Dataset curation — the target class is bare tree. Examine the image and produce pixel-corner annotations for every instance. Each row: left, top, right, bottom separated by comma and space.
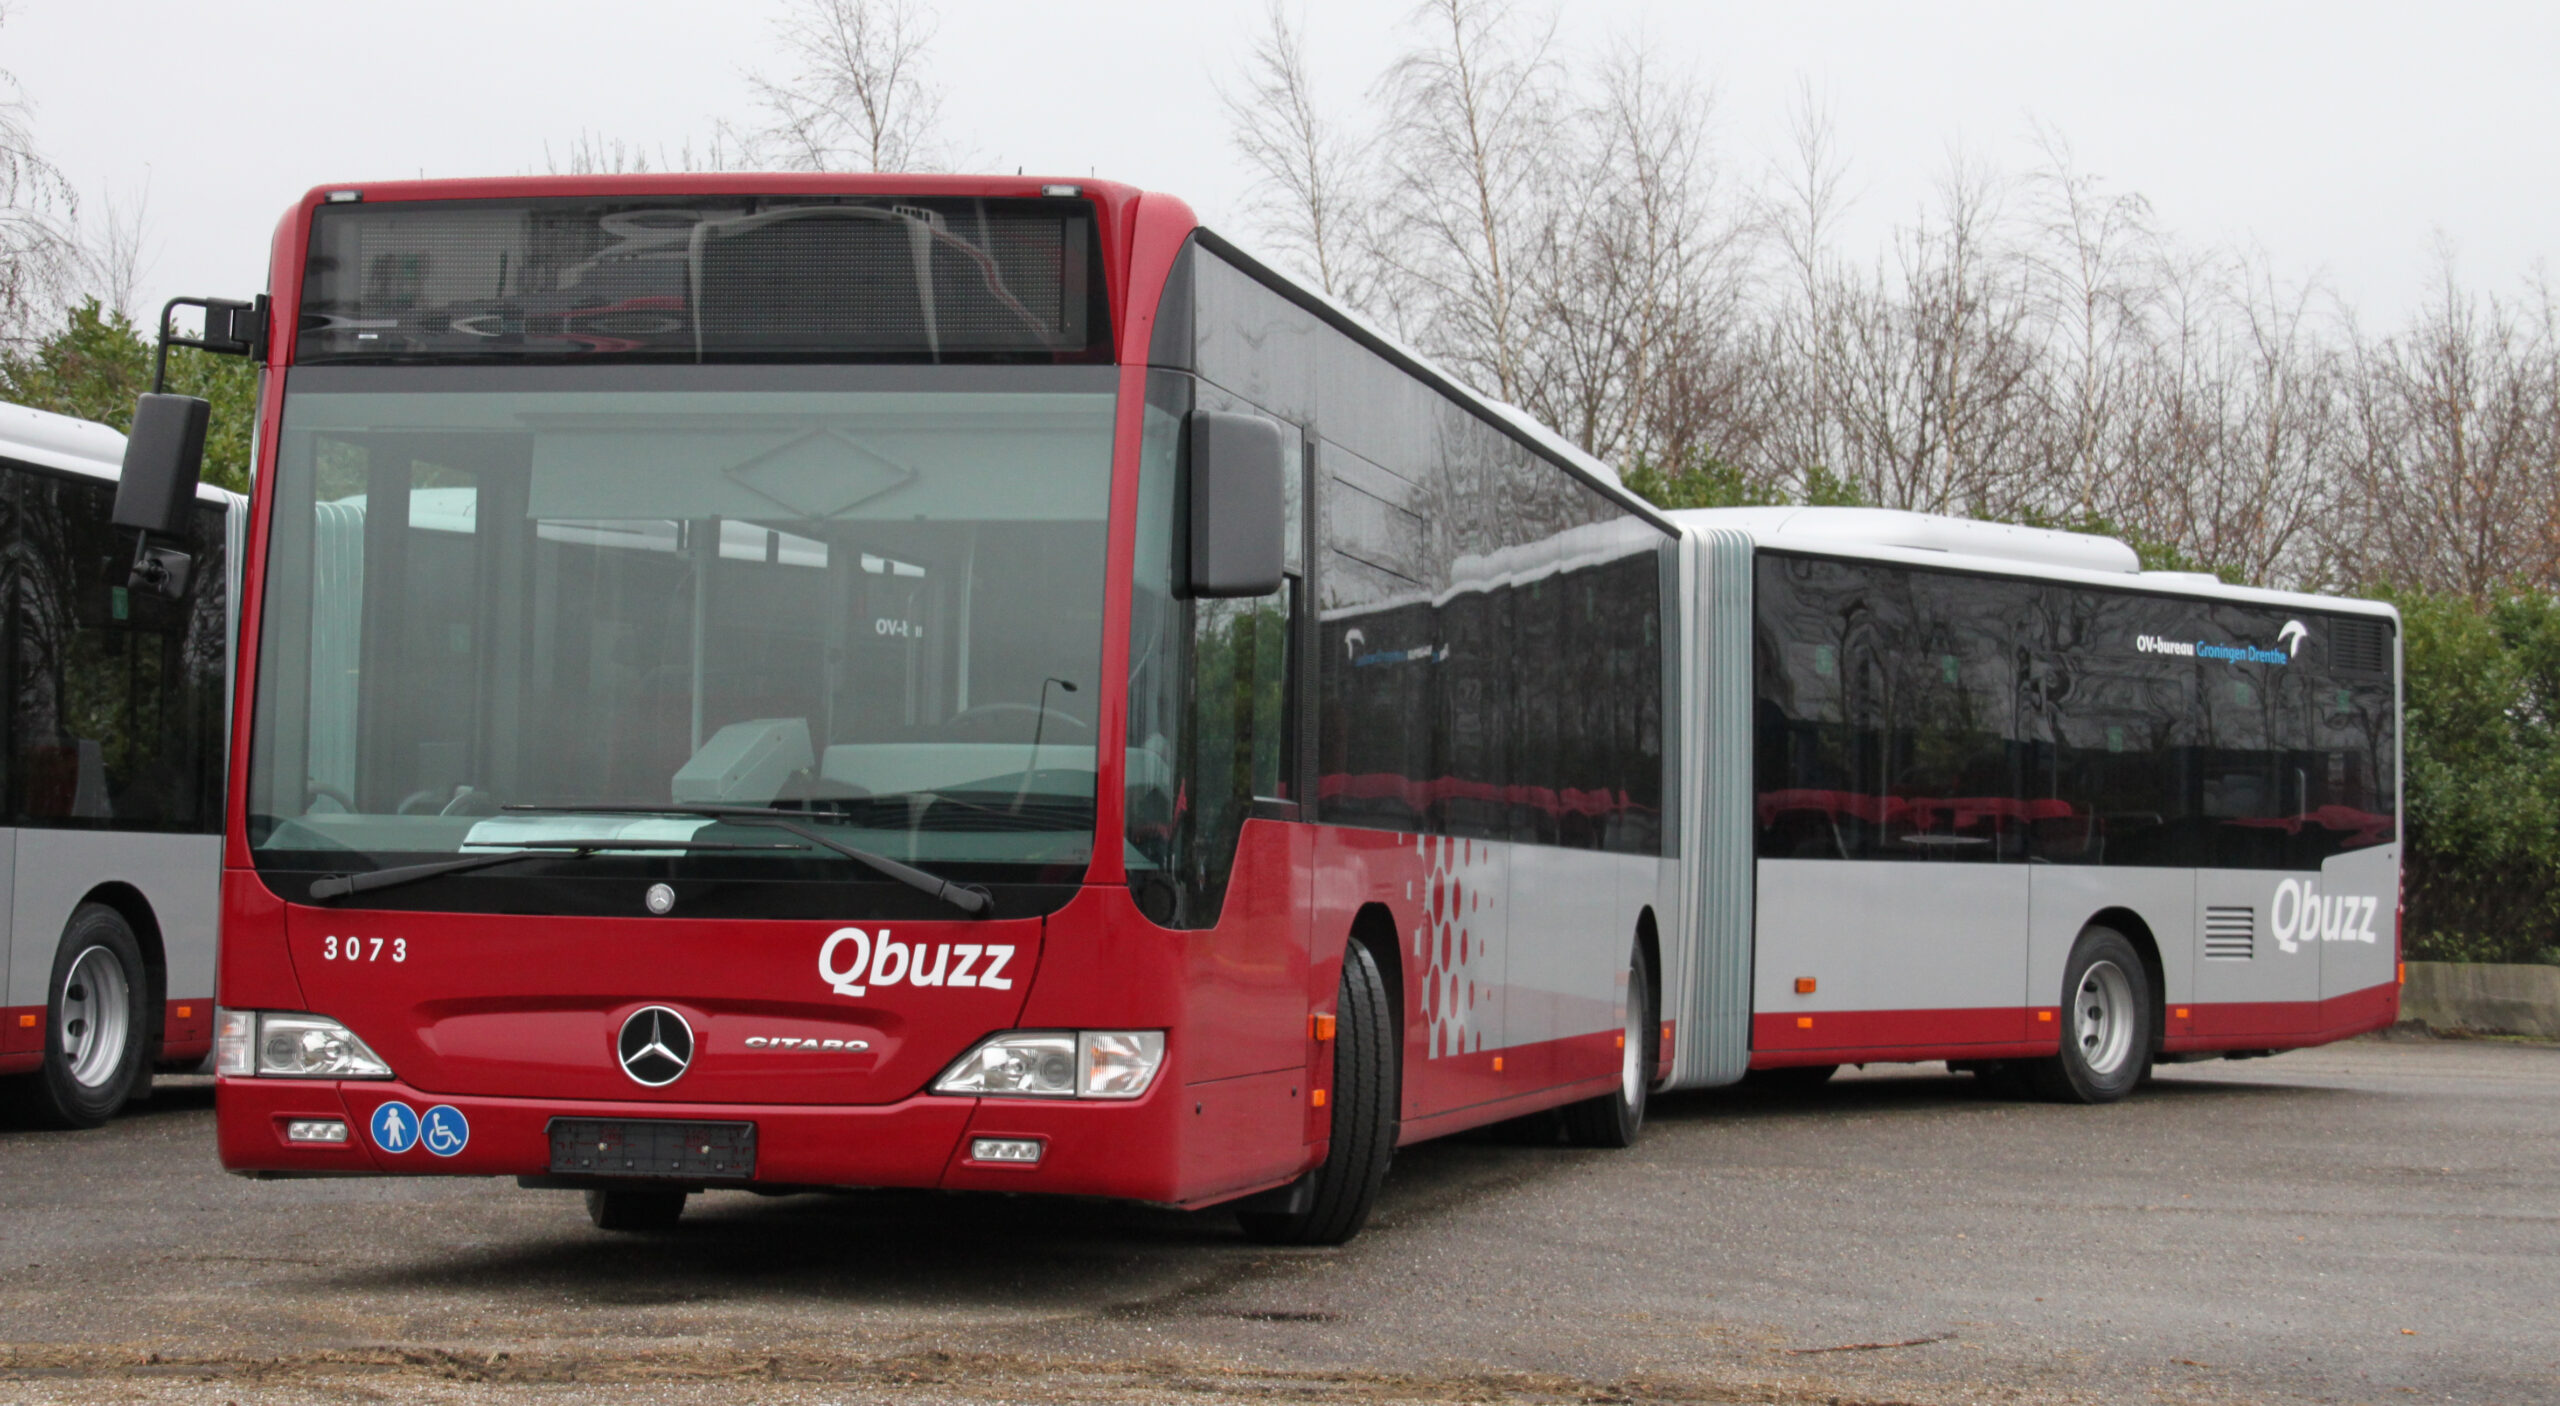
747, 0, 944, 173
543, 129, 738, 176
2337, 256, 2560, 597
1374, 0, 1561, 404
0, 5, 81, 346
1222, 3, 1376, 306
2019, 129, 2159, 516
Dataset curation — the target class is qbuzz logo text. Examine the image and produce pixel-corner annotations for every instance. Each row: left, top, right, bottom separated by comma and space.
818, 927, 1014, 998
2269, 877, 2381, 956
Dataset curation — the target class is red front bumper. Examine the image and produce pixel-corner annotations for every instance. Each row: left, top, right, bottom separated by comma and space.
217, 1065, 1311, 1206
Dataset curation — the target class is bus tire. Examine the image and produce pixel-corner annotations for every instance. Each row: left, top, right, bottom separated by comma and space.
2025, 926, 2153, 1105
1561, 942, 1656, 1148
586, 1187, 687, 1232
1237, 942, 1397, 1246
4, 905, 151, 1129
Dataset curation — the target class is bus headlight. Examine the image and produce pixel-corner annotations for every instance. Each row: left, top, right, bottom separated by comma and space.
934, 1031, 1164, 1099
221, 1011, 395, 1079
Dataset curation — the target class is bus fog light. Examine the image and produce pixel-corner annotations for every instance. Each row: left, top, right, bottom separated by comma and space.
215, 1009, 255, 1077
286, 1119, 349, 1144
934, 1034, 1078, 1097
970, 1137, 1043, 1164
1077, 1031, 1165, 1099
254, 1014, 394, 1079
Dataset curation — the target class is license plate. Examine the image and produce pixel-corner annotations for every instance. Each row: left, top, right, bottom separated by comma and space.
547, 1118, 756, 1179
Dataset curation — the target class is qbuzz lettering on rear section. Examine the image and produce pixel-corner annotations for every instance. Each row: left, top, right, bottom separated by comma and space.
211, 173, 2401, 1244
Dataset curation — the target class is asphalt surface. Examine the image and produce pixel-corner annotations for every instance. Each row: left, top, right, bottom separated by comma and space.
1, 1033, 2554, 1405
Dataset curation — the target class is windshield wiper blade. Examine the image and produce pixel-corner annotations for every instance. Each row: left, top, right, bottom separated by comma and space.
307, 840, 792, 903
503, 805, 996, 917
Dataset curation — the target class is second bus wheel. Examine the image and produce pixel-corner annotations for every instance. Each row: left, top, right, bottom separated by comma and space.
3, 904, 151, 1129
586, 1187, 688, 1231
1237, 942, 1398, 1246
1562, 942, 1657, 1147
2025, 926, 2154, 1104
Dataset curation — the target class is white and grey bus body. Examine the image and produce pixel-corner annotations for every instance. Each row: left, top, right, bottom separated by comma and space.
0, 402, 244, 1087
1656, 507, 2403, 1089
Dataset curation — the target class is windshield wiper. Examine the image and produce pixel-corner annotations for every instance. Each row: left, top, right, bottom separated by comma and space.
503, 804, 996, 917
306, 840, 794, 903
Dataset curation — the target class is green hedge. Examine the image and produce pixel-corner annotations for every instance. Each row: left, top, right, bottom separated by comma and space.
2392, 589, 2560, 964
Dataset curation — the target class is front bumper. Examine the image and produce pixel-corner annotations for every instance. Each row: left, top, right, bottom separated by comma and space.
216, 1070, 1306, 1205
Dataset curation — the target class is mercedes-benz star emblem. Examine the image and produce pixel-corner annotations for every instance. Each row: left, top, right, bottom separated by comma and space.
644, 883, 676, 915
617, 1006, 694, 1087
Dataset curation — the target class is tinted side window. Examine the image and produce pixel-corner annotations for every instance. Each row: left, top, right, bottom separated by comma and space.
6, 464, 227, 832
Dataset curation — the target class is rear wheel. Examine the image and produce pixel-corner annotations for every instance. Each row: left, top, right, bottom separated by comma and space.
5, 905, 150, 1129
1561, 942, 1656, 1148
585, 1187, 687, 1231
2024, 926, 2153, 1104
1238, 942, 1397, 1246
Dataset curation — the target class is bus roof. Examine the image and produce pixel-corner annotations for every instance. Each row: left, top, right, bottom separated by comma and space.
0, 400, 245, 506
1670, 505, 2397, 622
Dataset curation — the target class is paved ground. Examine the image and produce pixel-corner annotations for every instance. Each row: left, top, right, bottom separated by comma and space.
2, 1034, 2554, 1405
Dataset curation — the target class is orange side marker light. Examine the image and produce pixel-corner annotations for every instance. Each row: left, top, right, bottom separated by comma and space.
176, 1005, 193, 1019
2176, 1007, 2190, 1020
16, 1013, 33, 1029
1310, 1088, 1327, 1107
1615, 1033, 1626, 1049
2038, 1010, 2054, 1023
1795, 1016, 1813, 1030
1794, 977, 1817, 994
1492, 1055, 1504, 1072
1311, 1013, 1337, 1042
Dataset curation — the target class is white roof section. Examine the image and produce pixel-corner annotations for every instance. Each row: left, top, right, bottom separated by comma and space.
0, 400, 245, 507
1672, 504, 2395, 620
0, 401, 129, 479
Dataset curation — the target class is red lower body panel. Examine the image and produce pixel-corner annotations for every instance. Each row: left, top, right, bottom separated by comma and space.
1749, 980, 2402, 1069
218, 1069, 1319, 1209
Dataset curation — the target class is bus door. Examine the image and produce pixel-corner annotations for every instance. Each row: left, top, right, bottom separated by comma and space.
1752, 561, 2027, 1052
2190, 647, 2321, 1033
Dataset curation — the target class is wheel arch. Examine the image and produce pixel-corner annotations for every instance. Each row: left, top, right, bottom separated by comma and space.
76, 882, 165, 1057
1347, 901, 1404, 1054
1634, 905, 1664, 1086
2084, 905, 2164, 1055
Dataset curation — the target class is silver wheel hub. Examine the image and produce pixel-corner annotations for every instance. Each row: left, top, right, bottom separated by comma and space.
59, 945, 131, 1089
1620, 978, 1644, 1105
2070, 958, 2135, 1078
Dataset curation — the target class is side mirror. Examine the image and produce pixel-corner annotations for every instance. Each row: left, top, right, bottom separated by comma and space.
114, 393, 210, 598
1185, 410, 1287, 598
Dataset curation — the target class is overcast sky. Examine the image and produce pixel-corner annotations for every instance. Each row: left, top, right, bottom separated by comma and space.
9, 0, 2555, 332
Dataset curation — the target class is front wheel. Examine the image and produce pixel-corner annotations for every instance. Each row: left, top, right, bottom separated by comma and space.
4, 905, 150, 1129
2024, 926, 2154, 1104
1238, 942, 1397, 1245
1561, 942, 1657, 1147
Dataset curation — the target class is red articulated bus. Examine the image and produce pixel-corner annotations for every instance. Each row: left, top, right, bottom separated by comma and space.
211, 176, 2404, 1239
213, 176, 1674, 1240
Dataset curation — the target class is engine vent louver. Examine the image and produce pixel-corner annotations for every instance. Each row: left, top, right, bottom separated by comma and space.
2204, 906, 2255, 960
2329, 618, 2392, 677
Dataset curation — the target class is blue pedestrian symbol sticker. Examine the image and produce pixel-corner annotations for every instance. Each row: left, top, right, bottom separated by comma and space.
370, 1100, 420, 1154
421, 1104, 470, 1158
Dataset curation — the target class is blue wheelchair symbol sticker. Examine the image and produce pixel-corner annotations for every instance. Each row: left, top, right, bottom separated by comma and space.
370, 1100, 420, 1154
421, 1105, 470, 1158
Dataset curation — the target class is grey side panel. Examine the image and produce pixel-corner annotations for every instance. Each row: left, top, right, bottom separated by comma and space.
0, 830, 15, 1006
1669, 528, 1754, 1087
8, 832, 223, 1008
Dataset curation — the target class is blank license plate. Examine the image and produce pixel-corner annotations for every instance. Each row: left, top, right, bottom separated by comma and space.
547, 1118, 756, 1179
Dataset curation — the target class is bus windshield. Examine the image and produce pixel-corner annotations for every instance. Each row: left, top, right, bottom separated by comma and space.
247, 365, 1116, 908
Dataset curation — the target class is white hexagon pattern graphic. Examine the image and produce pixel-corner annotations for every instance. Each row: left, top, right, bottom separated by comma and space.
1416, 834, 1502, 1059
